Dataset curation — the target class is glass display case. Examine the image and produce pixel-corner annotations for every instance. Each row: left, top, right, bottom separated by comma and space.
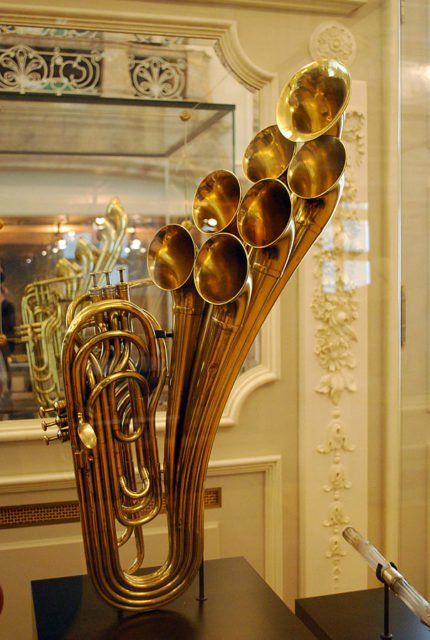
0, 26, 262, 420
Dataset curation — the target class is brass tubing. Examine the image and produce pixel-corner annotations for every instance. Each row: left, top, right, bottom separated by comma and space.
54, 59, 351, 612
175, 233, 251, 563
176, 184, 344, 583
147, 224, 205, 515
196, 179, 344, 450
62, 237, 247, 608
175, 190, 294, 577
63, 300, 207, 609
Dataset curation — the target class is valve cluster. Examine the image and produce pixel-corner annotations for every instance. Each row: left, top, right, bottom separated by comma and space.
40, 400, 69, 445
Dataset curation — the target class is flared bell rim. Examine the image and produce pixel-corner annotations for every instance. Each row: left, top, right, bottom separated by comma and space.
194, 232, 249, 305
238, 178, 293, 248
242, 124, 295, 183
147, 223, 196, 292
287, 135, 346, 200
192, 169, 241, 234
276, 58, 351, 143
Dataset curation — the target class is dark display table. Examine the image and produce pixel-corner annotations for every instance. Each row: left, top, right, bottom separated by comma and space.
296, 587, 429, 640
32, 557, 316, 639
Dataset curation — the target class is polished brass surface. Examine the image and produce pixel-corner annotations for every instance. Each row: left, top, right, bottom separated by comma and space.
44, 59, 350, 612
242, 125, 295, 182
147, 223, 205, 517
147, 224, 196, 291
192, 169, 241, 233
194, 234, 249, 304
17, 199, 128, 409
238, 179, 292, 248
287, 135, 346, 199
276, 59, 350, 142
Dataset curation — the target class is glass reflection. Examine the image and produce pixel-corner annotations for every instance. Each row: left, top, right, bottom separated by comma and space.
0, 26, 261, 422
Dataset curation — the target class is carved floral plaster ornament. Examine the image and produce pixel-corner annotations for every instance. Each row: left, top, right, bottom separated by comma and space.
309, 22, 357, 67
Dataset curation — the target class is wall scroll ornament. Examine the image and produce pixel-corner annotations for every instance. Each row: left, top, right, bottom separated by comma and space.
129, 54, 187, 99
0, 43, 102, 96
314, 109, 366, 587
310, 22, 357, 67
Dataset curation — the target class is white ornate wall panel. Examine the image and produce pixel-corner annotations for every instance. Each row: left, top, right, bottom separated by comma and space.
299, 79, 369, 597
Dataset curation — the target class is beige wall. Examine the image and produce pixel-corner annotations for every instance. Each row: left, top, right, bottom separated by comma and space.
400, 0, 430, 596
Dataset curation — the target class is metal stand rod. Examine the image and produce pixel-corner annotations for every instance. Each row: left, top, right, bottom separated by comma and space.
196, 559, 207, 602
376, 563, 393, 640
380, 582, 393, 640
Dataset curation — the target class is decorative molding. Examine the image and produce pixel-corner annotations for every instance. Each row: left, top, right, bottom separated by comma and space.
312, 110, 366, 587
299, 82, 369, 597
129, 53, 186, 99
166, 0, 366, 13
158, 0, 366, 13
0, 488, 222, 529
309, 21, 357, 67
0, 24, 101, 39
0, 1, 367, 23
0, 9, 275, 88
342, 110, 365, 165
0, 42, 103, 96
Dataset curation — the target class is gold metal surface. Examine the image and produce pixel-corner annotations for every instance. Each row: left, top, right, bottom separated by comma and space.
242, 125, 295, 182
194, 234, 249, 304
192, 169, 241, 233
43, 58, 350, 612
238, 179, 292, 248
287, 135, 346, 199
147, 224, 196, 291
276, 58, 350, 142
16, 198, 128, 409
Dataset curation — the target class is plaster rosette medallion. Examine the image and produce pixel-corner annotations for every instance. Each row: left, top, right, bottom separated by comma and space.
310, 22, 357, 67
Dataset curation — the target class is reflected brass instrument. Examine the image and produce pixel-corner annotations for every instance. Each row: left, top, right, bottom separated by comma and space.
17, 199, 128, 408
43, 59, 350, 610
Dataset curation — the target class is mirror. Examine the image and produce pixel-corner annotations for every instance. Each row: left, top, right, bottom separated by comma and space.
0, 25, 260, 420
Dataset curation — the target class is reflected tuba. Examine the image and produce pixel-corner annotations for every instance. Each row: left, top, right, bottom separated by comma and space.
43, 59, 350, 610
18, 199, 128, 409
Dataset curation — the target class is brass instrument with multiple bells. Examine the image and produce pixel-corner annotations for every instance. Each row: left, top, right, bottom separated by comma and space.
42, 59, 350, 611
16, 198, 128, 408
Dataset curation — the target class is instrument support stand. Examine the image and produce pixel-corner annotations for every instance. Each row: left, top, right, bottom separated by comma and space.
196, 559, 207, 603
376, 563, 395, 640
